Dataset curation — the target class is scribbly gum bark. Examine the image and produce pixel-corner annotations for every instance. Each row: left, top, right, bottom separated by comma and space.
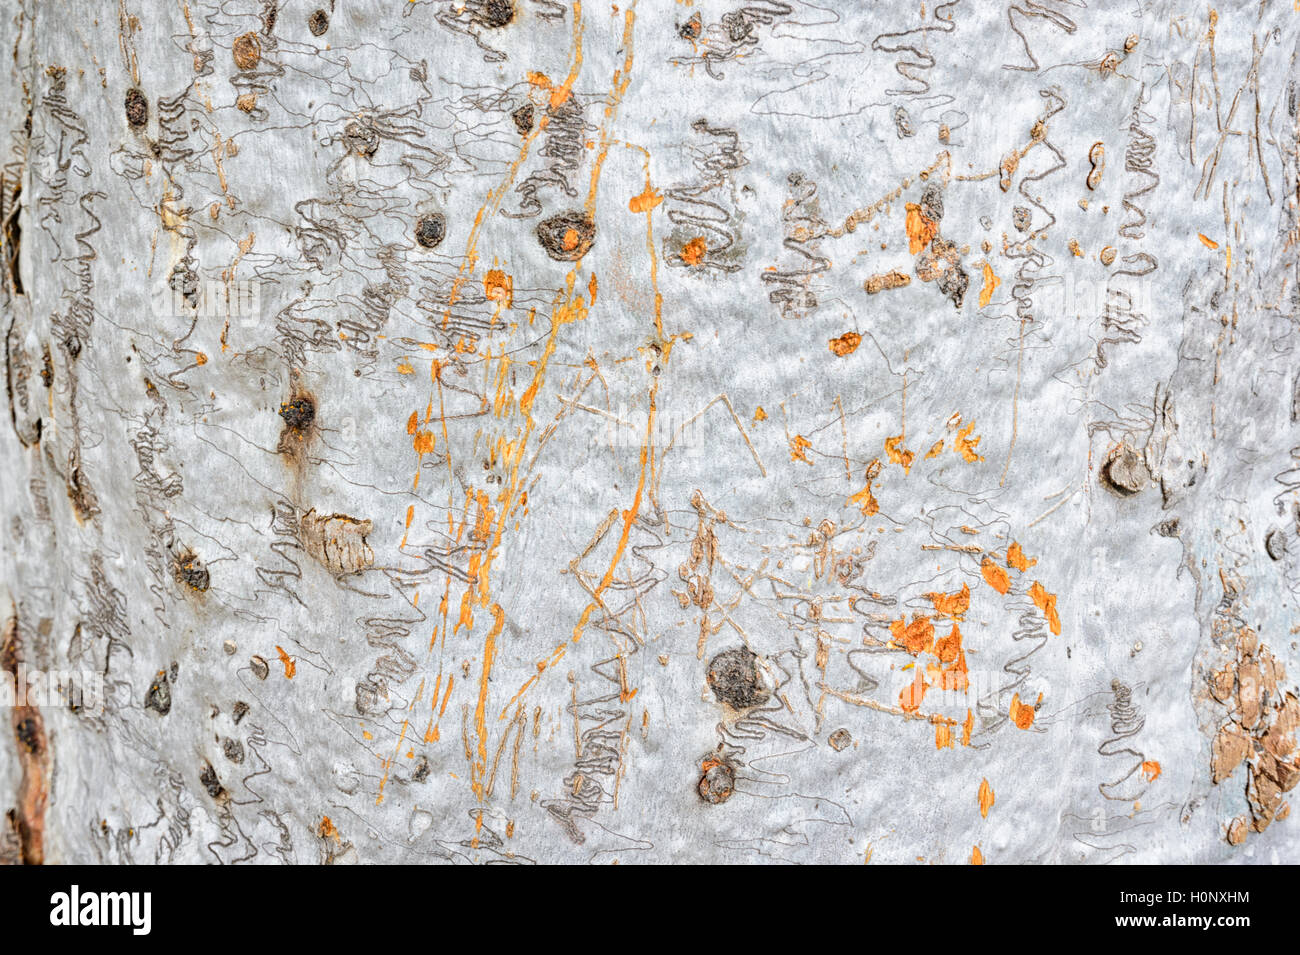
0, 1, 1298, 864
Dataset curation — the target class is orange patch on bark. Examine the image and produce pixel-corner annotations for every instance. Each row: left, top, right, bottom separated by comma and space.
981, 556, 1010, 594
275, 645, 296, 679
905, 202, 938, 254
978, 777, 995, 818
936, 648, 969, 692
891, 615, 935, 655
934, 623, 963, 663
848, 482, 878, 515
484, 268, 513, 306
789, 434, 814, 465
928, 583, 970, 619
1028, 581, 1061, 635
628, 185, 663, 213
1006, 540, 1037, 572
1009, 693, 1036, 729
899, 670, 928, 713
828, 331, 862, 357
885, 434, 914, 473
978, 262, 1000, 307
954, 421, 984, 462
680, 236, 707, 266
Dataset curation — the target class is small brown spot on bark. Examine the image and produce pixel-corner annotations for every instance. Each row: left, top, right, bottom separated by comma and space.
124, 87, 148, 128
864, 270, 911, 294
477, 0, 514, 27
706, 647, 769, 710
697, 754, 735, 805
173, 549, 210, 592
415, 214, 446, 250
511, 103, 534, 135
1099, 443, 1149, 496
232, 32, 263, 71
536, 211, 596, 262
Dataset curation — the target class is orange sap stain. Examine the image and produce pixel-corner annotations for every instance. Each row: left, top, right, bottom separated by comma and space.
1028, 580, 1061, 635
905, 202, 938, 254
396, 360, 414, 374
925, 439, 944, 459
413, 430, 436, 454
789, 434, 814, 465
563, 228, 580, 251
928, 583, 970, 619
884, 433, 913, 472
936, 645, 969, 692
981, 556, 1010, 595
961, 708, 973, 746
848, 482, 879, 515
935, 722, 953, 749
587, 273, 598, 304
195, 352, 208, 365
978, 261, 1000, 307
1198, 233, 1219, 249
317, 816, 340, 842
680, 236, 707, 266
484, 268, 514, 306
753, 406, 767, 423
1009, 692, 1036, 729
406, 411, 419, 435
275, 646, 295, 679
978, 777, 995, 817
848, 459, 883, 515
470, 605, 506, 800
970, 845, 984, 865
933, 623, 963, 663
899, 669, 928, 713
828, 331, 862, 357
628, 184, 663, 213
1141, 760, 1161, 782
890, 614, 935, 655
954, 420, 984, 462
1006, 540, 1037, 572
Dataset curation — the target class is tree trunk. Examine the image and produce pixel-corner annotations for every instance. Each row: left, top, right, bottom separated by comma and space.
2, 0, 1299, 864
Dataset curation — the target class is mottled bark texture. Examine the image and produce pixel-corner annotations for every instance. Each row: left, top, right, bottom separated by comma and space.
1, 1, 1299, 863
